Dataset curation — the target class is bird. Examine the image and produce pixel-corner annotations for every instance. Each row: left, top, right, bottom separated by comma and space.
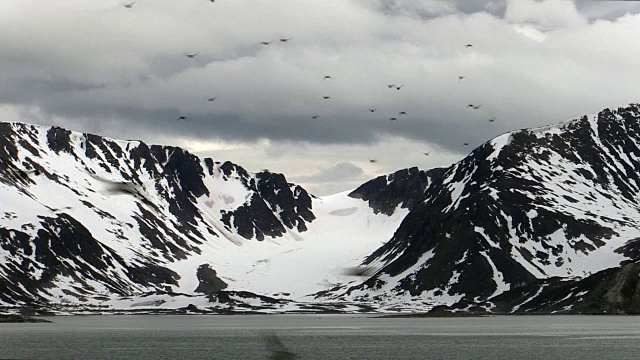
423, 152, 430, 156
124, 2, 135, 8
369, 159, 378, 163
279, 38, 292, 42
323, 75, 332, 80
389, 117, 398, 121
260, 41, 271, 46
177, 116, 187, 121
311, 115, 319, 119
466, 104, 475, 108
465, 44, 473, 48
387, 84, 396, 89
185, 53, 199, 59
368, 109, 376, 113
463, 142, 469, 146
399, 111, 407, 115
458, 76, 466, 81
207, 97, 218, 102
395, 84, 404, 90
323, 96, 331, 100
488, 118, 495, 123
473, 105, 481, 110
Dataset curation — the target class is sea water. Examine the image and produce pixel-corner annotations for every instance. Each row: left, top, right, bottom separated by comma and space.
1, 314, 640, 359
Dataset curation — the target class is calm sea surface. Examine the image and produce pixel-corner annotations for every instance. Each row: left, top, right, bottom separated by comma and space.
1, 314, 640, 359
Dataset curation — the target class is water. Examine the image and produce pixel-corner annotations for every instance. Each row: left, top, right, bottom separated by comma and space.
2, 315, 640, 359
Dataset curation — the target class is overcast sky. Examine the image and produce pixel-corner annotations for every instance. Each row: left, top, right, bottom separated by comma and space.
2, 0, 640, 195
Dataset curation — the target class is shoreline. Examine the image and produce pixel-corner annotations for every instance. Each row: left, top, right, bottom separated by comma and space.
0, 314, 52, 323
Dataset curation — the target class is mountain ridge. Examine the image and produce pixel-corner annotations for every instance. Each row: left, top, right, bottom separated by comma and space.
0, 120, 411, 312
320, 104, 640, 313
4, 104, 640, 314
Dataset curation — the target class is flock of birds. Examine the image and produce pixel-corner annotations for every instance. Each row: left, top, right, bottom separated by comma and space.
121, 2, 498, 167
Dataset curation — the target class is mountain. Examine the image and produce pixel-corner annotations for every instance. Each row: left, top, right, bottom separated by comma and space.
321, 103, 640, 313
348, 166, 447, 216
0, 121, 413, 313
4, 103, 640, 315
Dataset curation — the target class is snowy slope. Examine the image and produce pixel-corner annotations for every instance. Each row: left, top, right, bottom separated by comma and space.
0, 122, 410, 311
325, 103, 640, 311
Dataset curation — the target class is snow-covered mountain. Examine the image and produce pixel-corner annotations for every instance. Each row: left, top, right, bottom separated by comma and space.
3, 103, 640, 314
323, 103, 640, 313
0, 121, 416, 313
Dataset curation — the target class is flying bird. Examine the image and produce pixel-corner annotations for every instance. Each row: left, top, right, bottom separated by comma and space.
207, 97, 218, 102
323, 96, 331, 100
389, 117, 398, 121
369, 159, 378, 163
395, 84, 404, 90
399, 111, 407, 115
387, 84, 396, 89
465, 44, 473, 48
260, 41, 271, 46
177, 116, 187, 121
488, 118, 496, 122
185, 53, 199, 58
279, 38, 292, 42
423, 152, 430, 156
311, 115, 319, 119
323, 75, 332, 80
463, 142, 469, 146
458, 76, 466, 81
368, 109, 376, 113
124, 2, 135, 8
466, 104, 481, 109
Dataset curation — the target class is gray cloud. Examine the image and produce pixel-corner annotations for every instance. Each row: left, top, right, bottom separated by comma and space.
3, 0, 640, 194
371, 0, 506, 18
291, 162, 364, 184
575, 0, 640, 20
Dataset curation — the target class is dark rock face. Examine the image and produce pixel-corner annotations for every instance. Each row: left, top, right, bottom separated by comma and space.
194, 264, 228, 294
208, 291, 286, 306
615, 238, 640, 264
0, 213, 178, 304
348, 167, 446, 215
484, 262, 640, 314
218, 167, 316, 240
221, 196, 287, 241
256, 171, 315, 232
338, 104, 640, 307
46, 127, 73, 155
